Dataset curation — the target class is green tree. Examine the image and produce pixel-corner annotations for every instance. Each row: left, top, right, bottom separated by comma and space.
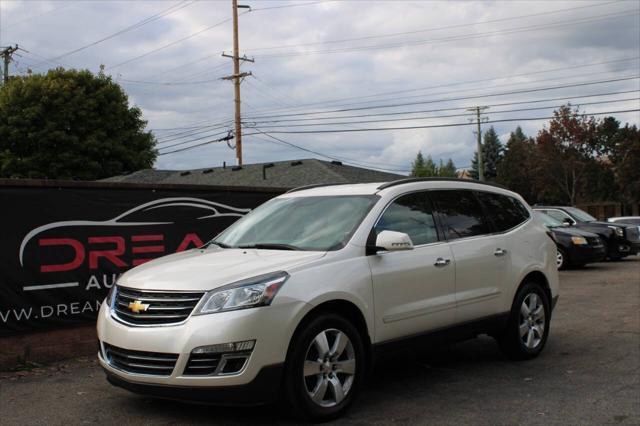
438, 158, 457, 177
410, 151, 437, 177
594, 117, 640, 209
470, 126, 503, 181
496, 127, 538, 203
0, 68, 156, 180
534, 105, 599, 205
410, 151, 426, 176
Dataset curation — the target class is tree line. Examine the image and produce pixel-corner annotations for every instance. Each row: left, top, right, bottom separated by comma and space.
410, 105, 639, 208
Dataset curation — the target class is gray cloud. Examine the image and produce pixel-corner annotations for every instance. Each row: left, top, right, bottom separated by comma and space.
3, 0, 639, 173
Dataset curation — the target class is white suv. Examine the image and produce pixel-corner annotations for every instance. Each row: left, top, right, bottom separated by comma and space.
97, 179, 559, 421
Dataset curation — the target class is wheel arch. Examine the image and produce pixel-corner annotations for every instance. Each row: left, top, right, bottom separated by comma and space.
518, 270, 552, 307
285, 299, 373, 375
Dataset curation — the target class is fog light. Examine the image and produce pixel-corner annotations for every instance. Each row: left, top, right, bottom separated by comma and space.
192, 340, 255, 354
221, 356, 249, 374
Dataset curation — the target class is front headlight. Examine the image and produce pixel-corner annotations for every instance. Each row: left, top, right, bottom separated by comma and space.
571, 236, 588, 245
608, 226, 624, 237
194, 271, 289, 315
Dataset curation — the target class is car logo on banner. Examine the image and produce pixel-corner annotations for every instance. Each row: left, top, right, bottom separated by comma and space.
18, 197, 253, 292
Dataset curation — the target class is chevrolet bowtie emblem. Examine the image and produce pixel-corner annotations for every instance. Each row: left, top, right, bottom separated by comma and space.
128, 300, 150, 313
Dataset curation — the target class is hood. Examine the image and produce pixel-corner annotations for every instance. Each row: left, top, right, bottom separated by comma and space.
551, 227, 599, 238
118, 248, 326, 291
584, 220, 630, 228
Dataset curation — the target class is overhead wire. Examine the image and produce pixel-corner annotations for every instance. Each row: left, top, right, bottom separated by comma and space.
244, 76, 640, 119
252, 10, 639, 58
33, 1, 197, 67
246, 0, 623, 52
242, 108, 640, 135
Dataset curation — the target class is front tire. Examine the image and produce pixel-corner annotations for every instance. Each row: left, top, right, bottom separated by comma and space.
497, 281, 551, 360
283, 313, 365, 422
556, 248, 568, 270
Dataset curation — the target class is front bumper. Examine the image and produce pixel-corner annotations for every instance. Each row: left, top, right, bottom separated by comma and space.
609, 238, 640, 257
97, 298, 307, 390
104, 363, 283, 405
569, 244, 607, 264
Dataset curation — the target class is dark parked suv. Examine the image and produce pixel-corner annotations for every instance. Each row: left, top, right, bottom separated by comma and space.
533, 206, 640, 260
536, 212, 606, 269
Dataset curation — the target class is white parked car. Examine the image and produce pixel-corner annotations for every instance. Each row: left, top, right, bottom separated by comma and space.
97, 178, 559, 421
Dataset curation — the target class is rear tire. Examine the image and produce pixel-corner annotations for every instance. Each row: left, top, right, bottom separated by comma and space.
556, 248, 567, 270
283, 313, 365, 422
497, 281, 551, 360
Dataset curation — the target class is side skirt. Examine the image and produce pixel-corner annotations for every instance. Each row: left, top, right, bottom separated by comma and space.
372, 313, 510, 361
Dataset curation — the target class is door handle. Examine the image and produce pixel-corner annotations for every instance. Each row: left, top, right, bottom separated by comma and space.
494, 248, 507, 257
434, 257, 451, 267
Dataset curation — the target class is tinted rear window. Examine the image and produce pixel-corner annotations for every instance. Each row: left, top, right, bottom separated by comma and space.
430, 190, 492, 240
475, 191, 530, 232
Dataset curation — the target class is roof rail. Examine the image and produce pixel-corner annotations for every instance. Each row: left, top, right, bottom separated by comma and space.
376, 177, 506, 191
285, 182, 350, 194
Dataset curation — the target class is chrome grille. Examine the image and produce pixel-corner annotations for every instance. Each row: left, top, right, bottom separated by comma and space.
625, 226, 640, 242
113, 286, 204, 326
183, 353, 222, 375
103, 343, 178, 376
587, 236, 602, 246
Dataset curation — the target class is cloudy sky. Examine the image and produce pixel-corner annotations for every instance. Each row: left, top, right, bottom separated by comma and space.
2, 0, 639, 173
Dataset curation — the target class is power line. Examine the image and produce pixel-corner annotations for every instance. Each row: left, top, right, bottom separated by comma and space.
158, 132, 234, 156
242, 56, 639, 116
243, 90, 640, 124
158, 129, 233, 150
242, 108, 640, 135
253, 9, 639, 58
247, 0, 622, 52
250, 1, 335, 11
107, 13, 242, 70
244, 76, 640, 119
33, 1, 197, 67
4, 2, 75, 30
247, 131, 412, 173
119, 75, 227, 86
243, 97, 639, 128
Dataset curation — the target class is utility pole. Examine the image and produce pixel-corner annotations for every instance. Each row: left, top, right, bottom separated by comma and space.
1, 44, 18, 84
467, 106, 489, 181
222, 1, 252, 166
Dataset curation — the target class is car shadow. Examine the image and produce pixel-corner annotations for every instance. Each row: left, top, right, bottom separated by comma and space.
121, 337, 511, 425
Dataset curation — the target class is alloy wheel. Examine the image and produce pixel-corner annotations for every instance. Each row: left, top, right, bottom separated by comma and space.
556, 250, 564, 269
519, 293, 546, 349
303, 328, 356, 408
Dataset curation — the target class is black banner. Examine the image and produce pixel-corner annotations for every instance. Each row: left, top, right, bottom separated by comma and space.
0, 181, 281, 336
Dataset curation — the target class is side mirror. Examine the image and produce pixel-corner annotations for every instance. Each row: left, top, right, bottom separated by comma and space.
562, 218, 573, 226
375, 230, 414, 252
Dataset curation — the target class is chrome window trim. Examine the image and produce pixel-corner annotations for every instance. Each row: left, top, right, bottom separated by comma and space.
371, 188, 532, 247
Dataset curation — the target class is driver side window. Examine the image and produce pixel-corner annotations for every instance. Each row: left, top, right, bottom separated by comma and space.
375, 192, 439, 246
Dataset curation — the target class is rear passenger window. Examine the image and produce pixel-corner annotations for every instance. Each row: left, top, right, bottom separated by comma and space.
475, 191, 530, 232
375, 192, 438, 245
430, 190, 492, 240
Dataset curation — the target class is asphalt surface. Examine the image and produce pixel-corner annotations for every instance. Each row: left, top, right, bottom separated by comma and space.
1, 257, 639, 425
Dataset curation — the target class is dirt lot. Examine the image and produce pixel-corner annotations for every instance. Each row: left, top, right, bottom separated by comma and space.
1, 257, 639, 425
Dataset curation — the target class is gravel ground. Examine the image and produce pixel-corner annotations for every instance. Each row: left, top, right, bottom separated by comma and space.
1, 257, 639, 425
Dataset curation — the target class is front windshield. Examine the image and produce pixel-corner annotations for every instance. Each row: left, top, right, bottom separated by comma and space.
213, 195, 379, 251
536, 212, 563, 228
565, 207, 597, 222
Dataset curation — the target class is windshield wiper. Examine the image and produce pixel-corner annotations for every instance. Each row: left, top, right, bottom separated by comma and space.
238, 243, 301, 251
205, 241, 231, 249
